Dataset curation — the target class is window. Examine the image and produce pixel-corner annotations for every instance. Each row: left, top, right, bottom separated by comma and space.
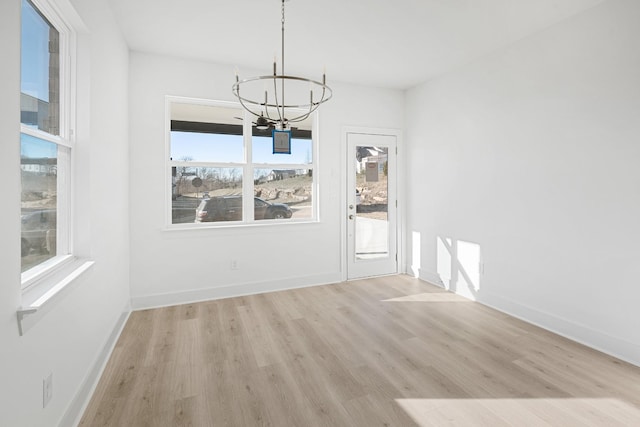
168, 99, 316, 226
20, 0, 73, 280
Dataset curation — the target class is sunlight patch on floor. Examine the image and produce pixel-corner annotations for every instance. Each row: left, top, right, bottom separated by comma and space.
396, 398, 640, 426
382, 292, 472, 303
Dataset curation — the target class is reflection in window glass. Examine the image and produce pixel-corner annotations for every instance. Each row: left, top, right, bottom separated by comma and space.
195, 196, 244, 223
355, 146, 389, 259
168, 100, 316, 225
170, 131, 244, 163
21, 133, 58, 271
172, 167, 243, 223
21, 0, 60, 135
254, 168, 312, 220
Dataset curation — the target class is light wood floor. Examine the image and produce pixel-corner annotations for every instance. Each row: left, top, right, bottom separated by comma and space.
80, 275, 640, 426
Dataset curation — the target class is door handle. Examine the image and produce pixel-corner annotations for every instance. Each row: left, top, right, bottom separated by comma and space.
349, 214, 355, 220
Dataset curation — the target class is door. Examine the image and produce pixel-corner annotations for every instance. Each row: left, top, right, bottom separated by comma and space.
347, 132, 397, 279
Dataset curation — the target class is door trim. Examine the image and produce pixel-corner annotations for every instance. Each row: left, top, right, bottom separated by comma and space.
340, 126, 403, 282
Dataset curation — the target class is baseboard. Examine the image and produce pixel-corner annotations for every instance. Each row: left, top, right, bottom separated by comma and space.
479, 290, 640, 368
59, 301, 131, 427
413, 269, 639, 368
417, 269, 445, 288
131, 272, 343, 311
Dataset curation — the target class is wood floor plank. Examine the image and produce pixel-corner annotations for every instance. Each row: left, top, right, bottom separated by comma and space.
254, 362, 320, 427
288, 317, 367, 402
80, 275, 640, 426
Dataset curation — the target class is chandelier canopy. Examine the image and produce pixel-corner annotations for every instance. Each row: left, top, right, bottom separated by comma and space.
232, 0, 332, 131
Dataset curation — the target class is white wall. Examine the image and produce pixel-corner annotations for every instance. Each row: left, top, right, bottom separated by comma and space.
0, 0, 130, 425
128, 52, 404, 308
405, 0, 640, 366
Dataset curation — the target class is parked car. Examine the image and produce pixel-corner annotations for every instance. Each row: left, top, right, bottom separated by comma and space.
21, 209, 56, 256
195, 196, 292, 222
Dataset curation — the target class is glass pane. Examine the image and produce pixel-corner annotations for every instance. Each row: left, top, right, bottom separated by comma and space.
172, 167, 243, 224
254, 168, 312, 220
21, 0, 60, 135
355, 146, 389, 259
252, 136, 312, 164
170, 131, 244, 163
170, 103, 245, 163
195, 195, 244, 223
21, 133, 57, 271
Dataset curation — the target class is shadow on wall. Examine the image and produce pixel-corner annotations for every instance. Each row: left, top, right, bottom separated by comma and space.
437, 236, 482, 300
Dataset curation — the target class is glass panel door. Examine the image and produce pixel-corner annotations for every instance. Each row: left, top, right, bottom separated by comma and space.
355, 146, 389, 259
347, 132, 397, 279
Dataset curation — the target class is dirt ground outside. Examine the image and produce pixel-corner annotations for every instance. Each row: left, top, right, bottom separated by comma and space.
356, 173, 388, 221
172, 175, 313, 223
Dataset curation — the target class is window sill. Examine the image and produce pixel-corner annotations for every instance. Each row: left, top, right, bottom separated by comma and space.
17, 257, 95, 336
164, 217, 320, 232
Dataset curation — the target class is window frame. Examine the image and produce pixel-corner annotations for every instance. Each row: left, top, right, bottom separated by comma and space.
20, 0, 76, 289
165, 96, 319, 228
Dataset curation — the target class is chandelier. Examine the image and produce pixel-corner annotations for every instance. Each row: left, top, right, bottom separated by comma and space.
232, 0, 332, 132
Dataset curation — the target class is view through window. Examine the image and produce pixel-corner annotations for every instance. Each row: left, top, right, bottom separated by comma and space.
20, 0, 71, 275
169, 101, 315, 225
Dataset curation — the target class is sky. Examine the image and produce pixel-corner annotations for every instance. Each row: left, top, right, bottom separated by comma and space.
170, 132, 312, 165
21, 0, 54, 102
21, 133, 57, 159
20, 0, 59, 159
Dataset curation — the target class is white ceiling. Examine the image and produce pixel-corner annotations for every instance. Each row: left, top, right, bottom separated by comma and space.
107, 0, 605, 90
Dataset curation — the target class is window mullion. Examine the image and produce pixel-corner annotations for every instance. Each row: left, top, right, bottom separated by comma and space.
169, 161, 245, 169
244, 110, 254, 222
20, 125, 72, 148
57, 146, 71, 255
251, 163, 312, 170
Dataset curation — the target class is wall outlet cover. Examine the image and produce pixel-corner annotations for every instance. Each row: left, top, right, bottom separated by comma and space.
43, 373, 53, 408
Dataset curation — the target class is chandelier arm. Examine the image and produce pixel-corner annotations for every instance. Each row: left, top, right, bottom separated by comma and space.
263, 104, 275, 122
235, 75, 330, 89
303, 91, 314, 121
233, 77, 331, 124
233, 85, 270, 121
288, 103, 319, 123
272, 74, 284, 123
287, 113, 311, 123
237, 97, 267, 121
260, 85, 274, 122
233, 97, 323, 124
235, 88, 321, 110
287, 102, 321, 123
231, 0, 331, 133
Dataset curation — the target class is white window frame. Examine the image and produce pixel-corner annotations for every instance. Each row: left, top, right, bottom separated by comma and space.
20, 0, 76, 289
165, 96, 319, 228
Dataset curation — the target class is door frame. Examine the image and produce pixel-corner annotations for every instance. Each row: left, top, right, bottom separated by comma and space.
341, 126, 404, 281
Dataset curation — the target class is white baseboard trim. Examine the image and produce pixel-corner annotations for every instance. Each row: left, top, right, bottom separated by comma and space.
417, 269, 445, 288
415, 269, 639, 368
59, 302, 131, 427
131, 272, 343, 311
479, 291, 640, 368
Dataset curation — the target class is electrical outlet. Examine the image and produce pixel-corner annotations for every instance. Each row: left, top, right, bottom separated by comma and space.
230, 259, 238, 270
43, 373, 53, 408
